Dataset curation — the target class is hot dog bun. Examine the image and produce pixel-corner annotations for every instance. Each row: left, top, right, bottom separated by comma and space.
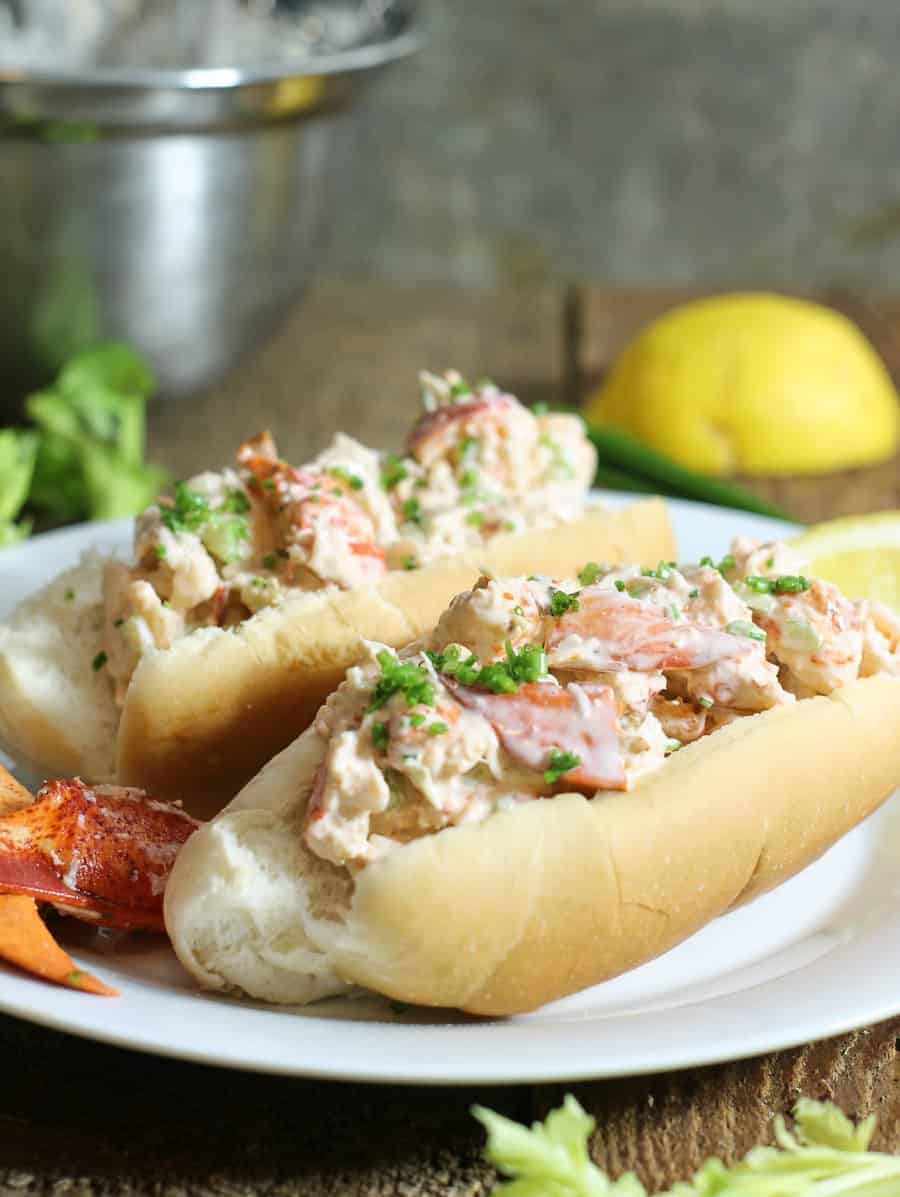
0, 555, 119, 784
164, 673, 900, 1014
120, 500, 673, 813
0, 499, 674, 814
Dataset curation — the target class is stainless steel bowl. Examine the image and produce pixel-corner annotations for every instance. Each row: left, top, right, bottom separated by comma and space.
0, 2, 422, 405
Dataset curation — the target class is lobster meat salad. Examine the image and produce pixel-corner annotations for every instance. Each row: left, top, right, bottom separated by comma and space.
305, 537, 900, 870
101, 370, 595, 705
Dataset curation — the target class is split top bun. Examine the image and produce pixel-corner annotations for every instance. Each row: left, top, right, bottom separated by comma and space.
0, 369, 676, 812
165, 539, 900, 1014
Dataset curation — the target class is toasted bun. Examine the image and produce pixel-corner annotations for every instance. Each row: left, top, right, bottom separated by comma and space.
119, 500, 674, 814
0, 556, 117, 784
165, 675, 900, 1015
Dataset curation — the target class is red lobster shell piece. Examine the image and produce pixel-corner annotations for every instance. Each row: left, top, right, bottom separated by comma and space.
0, 780, 200, 931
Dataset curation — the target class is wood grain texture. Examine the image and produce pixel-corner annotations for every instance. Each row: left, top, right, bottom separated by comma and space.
0, 1014, 509, 1197
0, 1012, 898, 1195
538, 1017, 900, 1190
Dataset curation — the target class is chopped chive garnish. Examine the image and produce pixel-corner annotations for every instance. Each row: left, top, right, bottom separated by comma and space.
92, 651, 107, 671
381, 454, 409, 490
641, 562, 674, 581
371, 721, 390, 751
549, 589, 580, 616
160, 482, 209, 533
402, 497, 423, 526
726, 619, 766, 642
744, 574, 809, 596
745, 575, 775, 594
459, 435, 480, 462
368, 651, 435, 712
578, 562, 602, 586
428, 641, 547, 692
427, 721, 449, 736
774, 575, 809, 594
329, 466, 365, 491
545, 747, 580, 784
475, 663, 519, 694
223, 489, 250, 514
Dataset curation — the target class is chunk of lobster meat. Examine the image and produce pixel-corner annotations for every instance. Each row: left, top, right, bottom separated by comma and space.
758, 580, 865, 695
236, 430, 280, 480
0, 780, 199, 931
651, 695, 708, 745
861, 600, 900, 677
429, 576, 547, 664
406, 391, 518, 467
443, 678, 626, 792
240, 437, 387, 587
546, 589, 752, 673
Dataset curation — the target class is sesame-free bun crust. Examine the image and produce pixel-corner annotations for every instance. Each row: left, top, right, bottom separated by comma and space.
0, 556, 118, 784
166, 674, 900, 1015
163, 728, 356, 1005
118, 500, 674, 814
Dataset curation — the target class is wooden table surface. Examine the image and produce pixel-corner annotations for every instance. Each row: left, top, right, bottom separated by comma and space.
5, 279, 900, 1196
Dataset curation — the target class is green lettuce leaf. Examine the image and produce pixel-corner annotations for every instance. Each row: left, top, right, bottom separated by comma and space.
0, 429, 38, 524
78, 440, 170, 522
474, 1096, 900, 1197
0, 518, 32, 547
25, 342, 167, 524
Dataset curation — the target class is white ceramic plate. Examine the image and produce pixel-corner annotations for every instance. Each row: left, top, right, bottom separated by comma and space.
1, 497, 899, 1084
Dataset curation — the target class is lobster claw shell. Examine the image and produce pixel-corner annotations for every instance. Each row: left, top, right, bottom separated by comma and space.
0, 778, 200, 931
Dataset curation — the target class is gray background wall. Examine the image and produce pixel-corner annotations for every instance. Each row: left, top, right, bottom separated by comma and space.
324, 0, 900, 290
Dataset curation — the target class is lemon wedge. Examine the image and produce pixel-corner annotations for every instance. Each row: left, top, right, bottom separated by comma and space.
790, 512, 900, 610
585, 293, 900, 476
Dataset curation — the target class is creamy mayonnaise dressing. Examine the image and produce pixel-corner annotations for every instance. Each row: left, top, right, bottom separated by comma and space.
100, 372, 597, 705
303, 542, 900, 869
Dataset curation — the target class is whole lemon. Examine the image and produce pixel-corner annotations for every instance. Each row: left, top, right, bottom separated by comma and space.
585, 293, 900, 476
